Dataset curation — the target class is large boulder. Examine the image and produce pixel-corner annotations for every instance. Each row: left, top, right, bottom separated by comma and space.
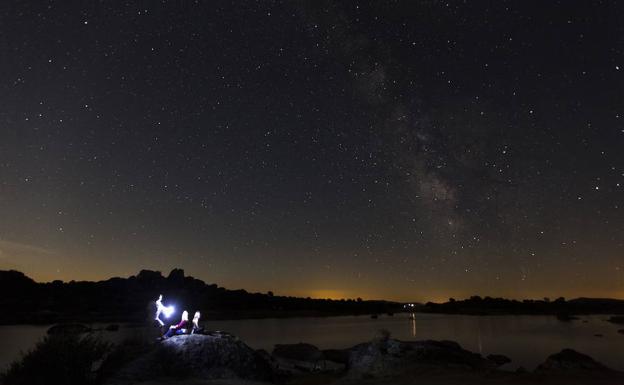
271, 343, 344, 374
322, 348, 350, 364
347, 338, 403, 376
135, 269, 163, 284
347, 339, 496, 377
0, 270, 36, 289
535, 349, 612, 372
273, 343, 323, 361
167, 268, 185, 283
105, 334, 274, 384
406, 340, 495, 369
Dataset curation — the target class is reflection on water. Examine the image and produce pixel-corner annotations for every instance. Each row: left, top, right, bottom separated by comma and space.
1, 313, 623, 372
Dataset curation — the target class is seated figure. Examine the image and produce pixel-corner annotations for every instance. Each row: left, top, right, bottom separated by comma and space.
191, 311, 204, 334
163, 310, 189, 339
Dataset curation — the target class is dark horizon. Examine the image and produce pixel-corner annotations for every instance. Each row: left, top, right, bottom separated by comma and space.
4, 267, 623, 304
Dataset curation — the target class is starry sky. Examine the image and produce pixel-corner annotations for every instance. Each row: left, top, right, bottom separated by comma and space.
1, 1, 624, 302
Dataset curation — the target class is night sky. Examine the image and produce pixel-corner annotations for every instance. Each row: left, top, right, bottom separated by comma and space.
1, 1, 624, 302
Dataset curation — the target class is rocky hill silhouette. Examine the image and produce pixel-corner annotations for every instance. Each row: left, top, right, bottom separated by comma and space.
0, 269, 401, 324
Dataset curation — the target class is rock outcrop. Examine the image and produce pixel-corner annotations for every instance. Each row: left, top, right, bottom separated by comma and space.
167, 268, 185, 283
0, 268, 403, 325
100, 331, 619, 385
104, 334, 274, 384
535, 349, 612, 372
346, 338, 497, 377
322, 348, 350, 364
271, 343, 345, 374
273, 343, 323, 362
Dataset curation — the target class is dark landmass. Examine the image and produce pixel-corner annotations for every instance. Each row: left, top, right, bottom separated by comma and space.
421, 296, 624, 316
3, 268, 624, 326
3, 328, 622, 385
0, 269, 403, 325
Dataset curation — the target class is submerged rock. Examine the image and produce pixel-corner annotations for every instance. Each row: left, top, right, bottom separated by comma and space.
105, 333, 273, 384
618, 329, 624, 334
535, 349, 612, 372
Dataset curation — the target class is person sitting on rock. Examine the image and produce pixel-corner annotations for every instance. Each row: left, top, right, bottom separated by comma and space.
191, 311, 204, 334
163, 310, 189, 339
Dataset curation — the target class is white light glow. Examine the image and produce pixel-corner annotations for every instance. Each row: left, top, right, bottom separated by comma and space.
163, 305, 175, 318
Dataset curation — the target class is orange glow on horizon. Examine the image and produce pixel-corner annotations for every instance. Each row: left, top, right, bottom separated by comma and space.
306, 289, 352, 300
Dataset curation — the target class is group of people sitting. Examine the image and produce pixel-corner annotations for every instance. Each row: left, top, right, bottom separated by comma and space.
154, 294, 204, 340
163, 310, 202, 338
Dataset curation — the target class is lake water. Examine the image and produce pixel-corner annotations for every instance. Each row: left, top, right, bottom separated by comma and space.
1, 313, 623, 372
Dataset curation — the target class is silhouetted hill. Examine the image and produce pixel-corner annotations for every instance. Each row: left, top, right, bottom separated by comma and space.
0, 269, 402, 325
421, 295, 624, 316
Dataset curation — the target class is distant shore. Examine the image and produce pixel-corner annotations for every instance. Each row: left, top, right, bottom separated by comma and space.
419, 296, 624, 316
3, 269, 624, 326
0, 269, 404, 325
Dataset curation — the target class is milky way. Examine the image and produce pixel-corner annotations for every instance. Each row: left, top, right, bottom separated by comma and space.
1, 1, 623, 301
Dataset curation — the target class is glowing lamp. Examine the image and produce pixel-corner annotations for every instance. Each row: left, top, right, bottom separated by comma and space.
163, 305, 175, 318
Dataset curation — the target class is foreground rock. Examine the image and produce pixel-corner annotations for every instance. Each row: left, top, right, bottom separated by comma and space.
322, 348, 350, 364
269, 339, 515, 377
101, 332, 621, 384
535, 349, 612, 372
105, 334, 274, 384
273, 343, 323, 362
346, 338, 498, 378
271, 343, 345, 374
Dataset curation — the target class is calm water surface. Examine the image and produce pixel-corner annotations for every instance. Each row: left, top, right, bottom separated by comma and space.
1, 313, 622, 372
